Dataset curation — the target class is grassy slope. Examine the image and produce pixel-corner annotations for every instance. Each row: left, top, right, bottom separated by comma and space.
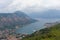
22, 23, 60, 40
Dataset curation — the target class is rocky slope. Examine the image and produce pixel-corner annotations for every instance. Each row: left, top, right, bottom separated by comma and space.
0, 11, 36, 30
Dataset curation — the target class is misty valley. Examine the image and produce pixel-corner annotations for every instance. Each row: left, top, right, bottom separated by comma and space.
0, 0, 60, 40
0, 11, 60, 40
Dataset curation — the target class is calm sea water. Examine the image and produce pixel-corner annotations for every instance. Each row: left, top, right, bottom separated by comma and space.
16, 18, 60, 34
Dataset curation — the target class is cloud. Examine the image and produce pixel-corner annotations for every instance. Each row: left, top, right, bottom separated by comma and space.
0, 0, 13, 12
0, 0, 60, 13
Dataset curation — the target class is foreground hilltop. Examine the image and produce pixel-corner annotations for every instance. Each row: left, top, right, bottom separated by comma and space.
23, 23, 60, 40
0, 11, 36, 30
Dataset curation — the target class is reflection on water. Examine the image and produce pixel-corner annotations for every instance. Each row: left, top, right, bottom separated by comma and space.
16, 18, 60, 34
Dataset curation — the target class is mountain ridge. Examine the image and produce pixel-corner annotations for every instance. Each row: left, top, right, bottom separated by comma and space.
0, 11, 36, 30
29, 10, 60, 18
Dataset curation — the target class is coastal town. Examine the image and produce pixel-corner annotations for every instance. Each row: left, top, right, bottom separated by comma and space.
0, 29, 29, 40
0, 21, 60, 40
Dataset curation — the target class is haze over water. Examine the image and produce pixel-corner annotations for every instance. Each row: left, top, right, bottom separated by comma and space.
16, 18, 60, 34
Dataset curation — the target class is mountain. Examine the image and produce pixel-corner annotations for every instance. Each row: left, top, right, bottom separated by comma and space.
29, 10, 60, 18
23, 23, 60, 40
0, 11, 36, 30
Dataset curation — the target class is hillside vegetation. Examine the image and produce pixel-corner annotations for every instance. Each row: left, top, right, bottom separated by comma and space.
23, 23, 60, 40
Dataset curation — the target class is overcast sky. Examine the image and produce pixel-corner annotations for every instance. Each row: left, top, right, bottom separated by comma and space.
0, 0, 60, 13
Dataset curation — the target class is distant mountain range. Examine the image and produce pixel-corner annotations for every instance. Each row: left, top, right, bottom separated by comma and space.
0, 11, 36, 30
29, 10, 60, 18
